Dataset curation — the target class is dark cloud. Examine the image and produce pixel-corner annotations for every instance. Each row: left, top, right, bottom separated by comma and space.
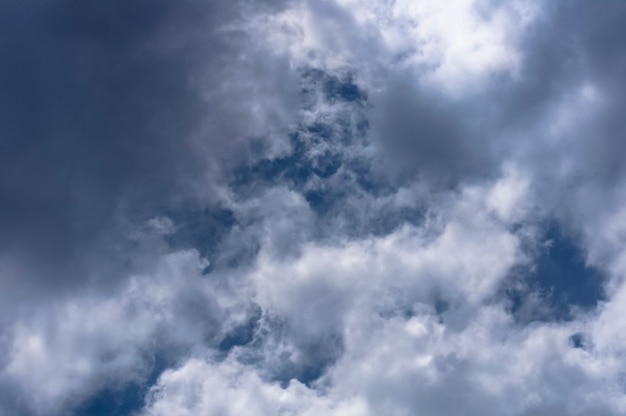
496, 1, 626, 180
0, 0, 297, 298
370, 78, 497, 188
0, 0, 204, 290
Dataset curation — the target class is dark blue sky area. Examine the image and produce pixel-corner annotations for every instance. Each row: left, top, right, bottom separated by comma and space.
508, 222, 605, 322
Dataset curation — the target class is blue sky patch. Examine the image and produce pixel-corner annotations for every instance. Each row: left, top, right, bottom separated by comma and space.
507, 222, 606, 322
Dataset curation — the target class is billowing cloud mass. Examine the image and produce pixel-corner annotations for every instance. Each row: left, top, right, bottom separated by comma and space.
1, 0, 626, 415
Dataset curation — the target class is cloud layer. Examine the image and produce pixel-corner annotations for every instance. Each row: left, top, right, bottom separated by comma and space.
2, 0, 626, 415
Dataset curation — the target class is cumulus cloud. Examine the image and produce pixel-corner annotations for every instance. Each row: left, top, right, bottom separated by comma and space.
0, 249, 239, 414
2, 0, 626, 415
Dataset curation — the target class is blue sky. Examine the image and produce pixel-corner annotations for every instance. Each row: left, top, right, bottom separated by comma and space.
1, 1, 626, 415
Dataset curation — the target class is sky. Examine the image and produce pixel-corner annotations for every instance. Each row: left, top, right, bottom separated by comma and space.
1, 0, 626, 415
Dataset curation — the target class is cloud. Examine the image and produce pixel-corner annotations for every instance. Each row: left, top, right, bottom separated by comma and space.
141, 357, 372, 416
0, 0, 299, 300
0, 249, 235, 415
3, 0, 626, 415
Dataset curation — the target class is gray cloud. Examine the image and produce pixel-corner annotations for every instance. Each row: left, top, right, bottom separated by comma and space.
0, 0, 299, 300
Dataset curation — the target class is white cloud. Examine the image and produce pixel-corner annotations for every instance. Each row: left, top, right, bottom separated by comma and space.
0, 249, 241, 414
141, 297, 626, 416
142, 357, 371, 416
486, 164, 532, 224
136, 165, 626, 415
261, 0, 537, 93
251, 184, 519, 331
